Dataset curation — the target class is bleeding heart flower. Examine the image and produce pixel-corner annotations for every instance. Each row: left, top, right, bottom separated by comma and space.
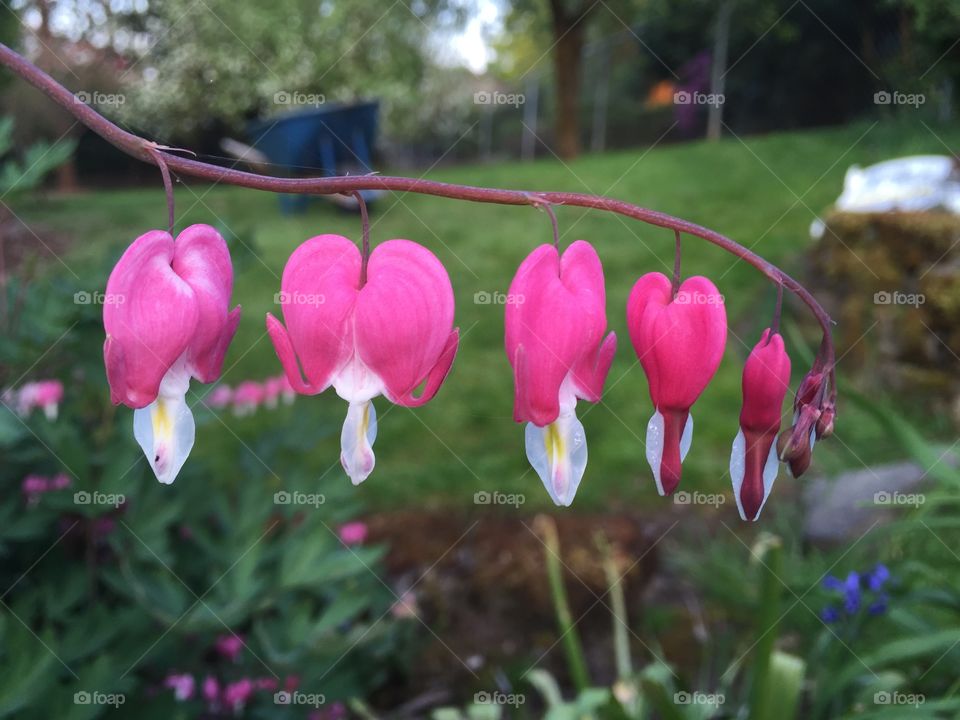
207, 384, 233, 409
263, 376, 286, 408
338, 520, 368, 545
103, 224, 241, 484
627, 274, 726, 495
730, 329, 791, 521
505, 241, 617, 506
24, 380, 64, 420
164, 673, 196, 702
266, 234, 459, 485
232, 380, 264, 417
222, 678, 254, 712
214, 633, 244, 661
202, 676, 219, 704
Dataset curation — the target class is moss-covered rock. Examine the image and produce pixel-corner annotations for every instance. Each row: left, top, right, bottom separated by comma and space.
809, 209, 960, 424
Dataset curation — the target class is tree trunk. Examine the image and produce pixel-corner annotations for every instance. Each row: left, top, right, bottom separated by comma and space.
707, 0, 732, 141
55, 159, 79, 193
550, 0, 590, 159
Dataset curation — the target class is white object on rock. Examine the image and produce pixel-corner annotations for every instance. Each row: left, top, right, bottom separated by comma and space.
810, 155, 960, 239
839, 155, 960, 213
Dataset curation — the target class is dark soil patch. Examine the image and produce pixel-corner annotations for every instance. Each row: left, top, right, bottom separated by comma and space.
366, 509, 680, 709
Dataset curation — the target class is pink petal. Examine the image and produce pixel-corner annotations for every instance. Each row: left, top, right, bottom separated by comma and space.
338, 520, 369, 545
171, 225, 241, 383
505, 241, 613, 426
733, 330, 791, 519
733, 428, 779, 520
33, 380, 64, 405
572, 331, 617, 402
658, 408, 689, 494
103, 231, 199, 408
627, 273, 727, 412
740, 330, 791, 433
355, 240, 458, 406
267, 235, 360, 393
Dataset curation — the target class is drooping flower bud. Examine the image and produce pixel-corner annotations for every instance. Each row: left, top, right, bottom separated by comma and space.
626, 274, 727, 495
730, 329, 791, 520
816, 402, 835, 439
781, 403, 820, 478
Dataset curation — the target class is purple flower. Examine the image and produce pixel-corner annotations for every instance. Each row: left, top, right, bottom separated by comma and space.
868, 564, 890, 592
868, 594, 889, 615
821, 606, 840, 623
843, 572, 862, 614
822, 575, 844, 591
50, 473, 71, 489
22, 474, 49, 504
821, 564, 893, 623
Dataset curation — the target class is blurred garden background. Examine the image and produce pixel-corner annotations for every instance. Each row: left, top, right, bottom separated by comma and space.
2, 0, 960, 718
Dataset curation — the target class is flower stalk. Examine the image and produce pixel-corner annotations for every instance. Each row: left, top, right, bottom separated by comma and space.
0, 42, 834, 370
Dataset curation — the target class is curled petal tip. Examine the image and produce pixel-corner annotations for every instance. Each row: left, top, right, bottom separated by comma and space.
572, 331, 617, 402
390, 327, 460, 407
265, 313, 317, 395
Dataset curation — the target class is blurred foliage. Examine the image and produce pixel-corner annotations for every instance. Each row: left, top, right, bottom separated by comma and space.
0, 241, 413, 718
439, 495, 960, 719
433, 524, 807, 719
496, 0, 960, 144
666, 392, 960, 719
106, 0, 468, 141
0, 117, 76, 198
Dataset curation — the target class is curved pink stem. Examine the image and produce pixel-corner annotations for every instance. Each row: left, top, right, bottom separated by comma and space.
0, 42, 835, 393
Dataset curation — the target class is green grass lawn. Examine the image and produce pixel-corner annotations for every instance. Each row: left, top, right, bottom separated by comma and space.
16, 118, 960, 511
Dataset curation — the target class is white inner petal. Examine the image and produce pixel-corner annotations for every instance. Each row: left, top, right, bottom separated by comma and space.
340, 400, 378, 485
645, 410, 665, 495
679, 413, 694, 462
134, 390, 195, 485
332, 353, 384, 403
757, 440, 780, 519
525, 405, 587, 507
730, 429, 746, 521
